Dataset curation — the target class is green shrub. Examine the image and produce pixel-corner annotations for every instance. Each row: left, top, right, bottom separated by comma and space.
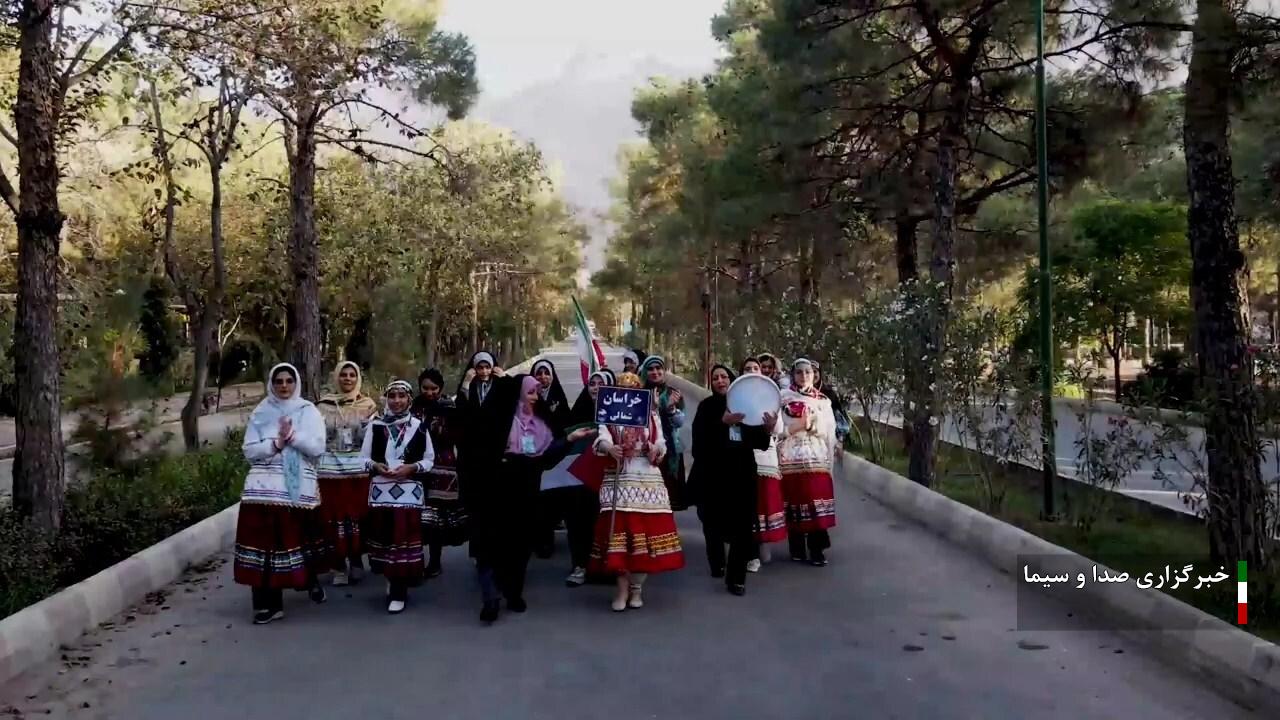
0, 429, 246, 619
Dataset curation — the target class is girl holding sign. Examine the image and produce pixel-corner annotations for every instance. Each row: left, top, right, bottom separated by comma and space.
361, 380, 435, 614
590, 372, 685, 612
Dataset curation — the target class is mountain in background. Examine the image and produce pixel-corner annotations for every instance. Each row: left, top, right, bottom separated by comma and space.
472, 51, 712, 282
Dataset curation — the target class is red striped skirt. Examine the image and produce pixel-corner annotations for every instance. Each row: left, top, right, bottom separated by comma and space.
754, 474, 788, 543
233, 504, 327, 590
365, 507, 425, 585
781, 470, 837, 533
317, 473, 371, 566
588, 510, 684, 575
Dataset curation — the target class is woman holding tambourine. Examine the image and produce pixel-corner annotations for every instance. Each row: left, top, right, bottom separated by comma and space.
777, 358, 838, 566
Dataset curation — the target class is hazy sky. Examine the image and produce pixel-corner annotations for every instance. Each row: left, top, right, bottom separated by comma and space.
437, 0, 727, 101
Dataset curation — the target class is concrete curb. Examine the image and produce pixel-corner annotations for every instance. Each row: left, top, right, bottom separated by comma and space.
0, 503, 240, 686
666, 373, 1279, 712
841, 453, 1280, 712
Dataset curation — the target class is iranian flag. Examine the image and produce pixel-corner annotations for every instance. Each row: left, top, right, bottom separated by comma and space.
1238, 561, 1248, 625
572, 296, 605, 384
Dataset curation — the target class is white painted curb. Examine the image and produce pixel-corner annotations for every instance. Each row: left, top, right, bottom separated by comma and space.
0, 504, 239, 686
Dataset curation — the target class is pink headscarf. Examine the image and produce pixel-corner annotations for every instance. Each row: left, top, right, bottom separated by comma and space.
507, 375, 555, 456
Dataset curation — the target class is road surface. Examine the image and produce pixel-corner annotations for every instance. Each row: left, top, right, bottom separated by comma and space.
0, 345, 1257, 718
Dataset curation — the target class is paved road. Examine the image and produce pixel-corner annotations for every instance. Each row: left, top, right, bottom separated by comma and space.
0, 345, 1258, 718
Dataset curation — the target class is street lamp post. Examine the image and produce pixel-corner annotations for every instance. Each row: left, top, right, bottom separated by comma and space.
1035, 0, 1058, 519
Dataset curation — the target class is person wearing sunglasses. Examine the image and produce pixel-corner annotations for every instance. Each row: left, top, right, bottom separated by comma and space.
234, 363, 329, 625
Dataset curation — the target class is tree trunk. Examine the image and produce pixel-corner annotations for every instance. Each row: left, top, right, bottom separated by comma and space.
11, 0, 67, 532
181, 166, 228, 450
799, 234, 818, 305
1183, 0, 1271, 570
286, 114, 322, 400
425, 266, 440, 367
906, 79, 969, 487
895, 216, 920, 284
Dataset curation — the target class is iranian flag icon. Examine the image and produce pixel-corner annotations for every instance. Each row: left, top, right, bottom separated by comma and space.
1238, 561, 1247, 625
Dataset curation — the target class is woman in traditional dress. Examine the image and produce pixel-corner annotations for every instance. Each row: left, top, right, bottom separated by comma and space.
361, 380, 435, 614
778, 358, 838, 566
466, 374, 593, 624
641, 355, 688, 511
590, 372, 685, 612
741, 357, 787, 568
315, 361, 378, 587
412, 368, 467, 579
234, 363, 328, 625
689, 364, 777, 596
532, 358, 574, 559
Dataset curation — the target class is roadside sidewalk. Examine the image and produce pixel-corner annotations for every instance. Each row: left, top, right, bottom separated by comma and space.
0, 383, 264, 460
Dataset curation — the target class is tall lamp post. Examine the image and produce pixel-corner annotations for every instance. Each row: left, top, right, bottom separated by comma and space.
1035, 0, 1058, 518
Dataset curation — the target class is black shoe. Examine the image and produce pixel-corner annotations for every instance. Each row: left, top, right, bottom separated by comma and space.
480, 600, 500, 624
810, 551, 828, 567
425, 562, 443, 579
253, 609, 284, 625
710, 567, 726, 579
727, 584, 746, 597
309, 584, 327, 604
791, 554, 808, 563
507, 596, 528, 613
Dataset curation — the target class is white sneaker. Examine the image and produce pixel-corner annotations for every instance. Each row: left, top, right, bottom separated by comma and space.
627, 585, 644, 609
566, 567, 587, 587
332, 571, 349, 587
746, 559, 762, 574
388, 600, 406, 614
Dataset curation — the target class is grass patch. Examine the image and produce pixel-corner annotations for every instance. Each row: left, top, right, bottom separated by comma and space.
850, 434, 1280, 643
0, 429, 246, 619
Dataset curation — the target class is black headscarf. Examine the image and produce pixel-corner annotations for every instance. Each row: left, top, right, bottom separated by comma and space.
531, 358, 572, 432
570, 369, 612, 426
412, 367, 450, 418
457, 350, 498, 404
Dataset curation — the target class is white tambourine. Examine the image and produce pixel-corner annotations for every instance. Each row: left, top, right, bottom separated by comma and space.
726, 374, 782, 426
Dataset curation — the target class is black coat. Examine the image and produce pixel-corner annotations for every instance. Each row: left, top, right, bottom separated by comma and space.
688, 392, 771, 537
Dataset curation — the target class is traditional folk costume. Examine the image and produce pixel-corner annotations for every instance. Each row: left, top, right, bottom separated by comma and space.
589, 372, 684, 604
689, 365, 773, 593
778, 358, 838, 566
412, 368, 468, 576
741, 360, 788, 546
315, 361, 378, 584
361, 380, 435, 612
641, 355, 690, 511
234, 363, 328, 623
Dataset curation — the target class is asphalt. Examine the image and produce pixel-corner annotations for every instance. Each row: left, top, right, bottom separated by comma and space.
0, 347, 1259, 719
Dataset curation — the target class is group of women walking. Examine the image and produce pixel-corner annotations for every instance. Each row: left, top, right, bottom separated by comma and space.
230, 350, 840, 626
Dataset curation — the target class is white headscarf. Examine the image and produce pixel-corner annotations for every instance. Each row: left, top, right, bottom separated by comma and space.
249, 363, 314, 502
